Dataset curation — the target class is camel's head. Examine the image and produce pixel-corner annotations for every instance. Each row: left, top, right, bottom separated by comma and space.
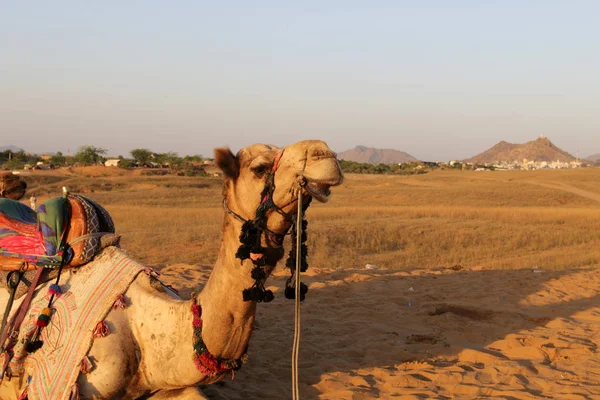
215, 140, 343, 235
215, 140, 343, 302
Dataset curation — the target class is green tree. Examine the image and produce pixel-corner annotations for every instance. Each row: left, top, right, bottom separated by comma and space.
183, 154, 203, 162
12, 151, 26, 161
4, 158, 25, 170
119, 159, 136, 169
130, 149, 153, 165
162, 152, 183, 169
51, 151, 67, 167
74, 146, 107, 165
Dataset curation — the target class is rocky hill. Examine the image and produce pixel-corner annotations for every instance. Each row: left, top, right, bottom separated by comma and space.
0, 145, 24, 152
338, 146, 417, 164
467, 137, 575, 164
586, 153, 600, 162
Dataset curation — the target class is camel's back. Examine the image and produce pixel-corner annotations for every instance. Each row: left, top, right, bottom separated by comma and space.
0, 247, 146, 400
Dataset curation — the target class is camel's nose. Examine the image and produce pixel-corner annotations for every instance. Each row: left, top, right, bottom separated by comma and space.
302, 143, 344, 187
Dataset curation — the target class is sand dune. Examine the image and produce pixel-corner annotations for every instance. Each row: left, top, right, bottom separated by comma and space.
157, 263, 600, 399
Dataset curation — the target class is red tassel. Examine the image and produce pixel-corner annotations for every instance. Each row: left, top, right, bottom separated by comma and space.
194, 352, 221, 375
191, 303, 201, 317
144, 267, 160, 277
92, 321, 109, 338
112, 295, 127, 309
191, 303, 203, 328
80, 356, 93, 374
17, 387, 28, 400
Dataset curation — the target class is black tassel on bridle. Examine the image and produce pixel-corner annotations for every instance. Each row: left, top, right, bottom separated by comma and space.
228, 149, 313, 303
284, 198, 311, 301
236, 219, 275, 303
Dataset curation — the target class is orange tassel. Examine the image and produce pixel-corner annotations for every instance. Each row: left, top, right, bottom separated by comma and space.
92, 321, 109, 338
112, 295, 127, 309
80, 356, 93, 374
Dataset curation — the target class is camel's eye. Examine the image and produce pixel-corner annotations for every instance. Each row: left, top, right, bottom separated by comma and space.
251, 164, 269, 177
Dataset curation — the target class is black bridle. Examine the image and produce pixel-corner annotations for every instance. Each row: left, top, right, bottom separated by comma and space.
223, 150, 311, 303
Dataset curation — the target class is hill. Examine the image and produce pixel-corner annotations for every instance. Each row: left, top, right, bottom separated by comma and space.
338, 145, 417, 164
467, 137, 575, 164
586, 153, 600, 162
0, 145, 24, 152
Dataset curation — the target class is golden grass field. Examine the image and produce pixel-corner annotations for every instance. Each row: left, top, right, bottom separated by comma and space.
22, 166, 600, 273
17, 166, 600, 399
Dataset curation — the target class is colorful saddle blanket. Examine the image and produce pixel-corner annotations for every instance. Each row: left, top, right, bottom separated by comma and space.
0, 194, 115, 270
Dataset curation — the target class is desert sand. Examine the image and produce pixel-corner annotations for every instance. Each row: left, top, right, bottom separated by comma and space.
158, 262, 600, 399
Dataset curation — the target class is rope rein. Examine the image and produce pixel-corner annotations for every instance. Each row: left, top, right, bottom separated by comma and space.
25, 190, 73, 353
292, 187, 303, 400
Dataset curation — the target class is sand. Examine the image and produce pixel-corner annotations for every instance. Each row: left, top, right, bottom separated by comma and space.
157, 263, 600, 399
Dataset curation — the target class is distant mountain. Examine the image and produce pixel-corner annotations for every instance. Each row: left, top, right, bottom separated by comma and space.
467, 137, 575, 164
0, 145, 24, 152
586, 153, 600, 162
338, 146, 417, 164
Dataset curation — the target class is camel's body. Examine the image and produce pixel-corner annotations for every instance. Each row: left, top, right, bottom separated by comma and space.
0, 267, 210, 399
0, 140, 343, 399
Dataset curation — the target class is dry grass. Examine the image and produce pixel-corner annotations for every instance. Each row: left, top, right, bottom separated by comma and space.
21, 167, 600, 271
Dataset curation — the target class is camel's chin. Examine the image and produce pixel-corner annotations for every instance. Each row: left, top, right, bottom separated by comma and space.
305, 182, 331, 203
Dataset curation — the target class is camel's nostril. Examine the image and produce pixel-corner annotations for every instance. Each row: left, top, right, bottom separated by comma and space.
308, 148, 337, 161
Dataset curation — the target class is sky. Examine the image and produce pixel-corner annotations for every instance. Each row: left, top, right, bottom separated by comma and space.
1, 1, 599, 161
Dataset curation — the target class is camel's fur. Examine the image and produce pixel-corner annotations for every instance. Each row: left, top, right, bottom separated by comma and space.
0, 140, 343, 399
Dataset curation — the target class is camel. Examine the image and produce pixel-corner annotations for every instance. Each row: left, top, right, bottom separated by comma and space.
0, 140, 343, 399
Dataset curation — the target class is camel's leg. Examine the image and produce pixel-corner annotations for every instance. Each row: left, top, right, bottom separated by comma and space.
149, 387, 208, 400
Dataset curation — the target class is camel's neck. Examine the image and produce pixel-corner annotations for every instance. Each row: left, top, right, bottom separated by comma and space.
196, 214, 282, 361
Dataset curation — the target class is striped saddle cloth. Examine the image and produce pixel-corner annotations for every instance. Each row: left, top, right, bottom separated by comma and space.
0, 194, 115, 271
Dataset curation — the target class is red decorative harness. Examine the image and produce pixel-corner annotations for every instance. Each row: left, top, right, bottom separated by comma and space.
191, 300, 246, 378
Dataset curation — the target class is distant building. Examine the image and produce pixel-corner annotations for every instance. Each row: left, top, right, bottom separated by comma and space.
105, 159, 121, 167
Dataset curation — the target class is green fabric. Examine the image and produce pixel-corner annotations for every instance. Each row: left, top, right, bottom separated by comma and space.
0, 196, 69, 267
36, 196, 69, 256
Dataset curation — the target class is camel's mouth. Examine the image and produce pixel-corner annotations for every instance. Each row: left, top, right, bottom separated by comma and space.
298, 151, 343, 204
304, 181, 331, 203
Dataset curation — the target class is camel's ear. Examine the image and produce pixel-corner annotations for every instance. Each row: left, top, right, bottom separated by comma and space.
214, 148, 239, 179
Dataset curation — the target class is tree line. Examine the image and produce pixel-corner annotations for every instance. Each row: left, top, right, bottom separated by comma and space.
0, 146, 208, 175
4, 148, 598, 174
339, 160, 431, 175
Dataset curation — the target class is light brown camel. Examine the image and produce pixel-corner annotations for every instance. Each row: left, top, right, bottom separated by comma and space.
0, 140, 343, 399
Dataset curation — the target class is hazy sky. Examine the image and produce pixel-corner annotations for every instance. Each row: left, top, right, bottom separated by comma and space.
1, 1, 599, 161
